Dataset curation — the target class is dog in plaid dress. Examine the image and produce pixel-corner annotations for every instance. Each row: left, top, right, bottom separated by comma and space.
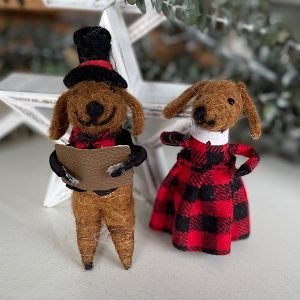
150, 80, 261, 255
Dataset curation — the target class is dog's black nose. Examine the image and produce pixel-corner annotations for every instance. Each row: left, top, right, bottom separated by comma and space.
86, 101, 104, 118
193, 106, 206, 122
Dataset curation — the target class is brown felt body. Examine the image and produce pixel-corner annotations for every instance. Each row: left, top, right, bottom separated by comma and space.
48, 80, 145, 270
72, 185, 135, 270
48, 25, 146, 272
55, 144, 133, 190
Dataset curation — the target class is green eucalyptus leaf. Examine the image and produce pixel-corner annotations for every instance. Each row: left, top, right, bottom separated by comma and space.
136, 0, 146, 14
197, 1, 209, 30
173, 0, 185, 5
161, 3, 175, 21
197, 15, 207, 31
127, 0, 136, 5
153, 0, 163, 13
263, 102, 277, 122
175, 8, 188, 22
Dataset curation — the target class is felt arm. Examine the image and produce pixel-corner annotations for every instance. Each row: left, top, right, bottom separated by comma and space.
232, 144, 260, 176
127, 145, 147, 167
109, 129, 147, 177
49, 150, 83, 191
49, 150, 66, 177
120, 129, 147, 166
160, 131, 189, 147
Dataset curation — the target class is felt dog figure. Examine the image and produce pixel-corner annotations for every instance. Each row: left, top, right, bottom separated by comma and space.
150, 80, 261, 255
49, 27, 147, 270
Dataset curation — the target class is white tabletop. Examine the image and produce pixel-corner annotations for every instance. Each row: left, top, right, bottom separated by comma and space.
0, 135, 300, 300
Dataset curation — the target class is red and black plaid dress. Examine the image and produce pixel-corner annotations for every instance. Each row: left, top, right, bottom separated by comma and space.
150, 131, 260, 255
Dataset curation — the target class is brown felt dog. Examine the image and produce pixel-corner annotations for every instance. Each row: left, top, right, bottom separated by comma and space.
49, 81, 146, 270
163, 80, 261, 138
48, 26, 147, 270
150, 80, 261, 254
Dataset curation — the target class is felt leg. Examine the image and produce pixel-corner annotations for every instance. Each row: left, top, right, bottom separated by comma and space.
108, 225, 134, 270
72, 191, 102, 270
101, 185, 135, 270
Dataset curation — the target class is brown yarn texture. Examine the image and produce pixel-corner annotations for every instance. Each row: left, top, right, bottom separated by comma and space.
49, 81, 144, 140
163, 80, 262, 139
49, 81, 145, 269
72, 185, 135, 269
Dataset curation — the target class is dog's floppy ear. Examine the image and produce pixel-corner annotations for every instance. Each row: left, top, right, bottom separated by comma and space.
237, 82, 262, 139
120, 90, 144, 136
49, 92, 69, 140
163, 81, 209, 119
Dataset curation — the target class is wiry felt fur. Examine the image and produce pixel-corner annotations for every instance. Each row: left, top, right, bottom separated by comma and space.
237, 82, 261, 139
150, 80, 261, 255
163, 80, 261, 139
72, 185, 134, 270
49, 81, 144, 139
49, 80, 145, 270
49, 94, 68, 140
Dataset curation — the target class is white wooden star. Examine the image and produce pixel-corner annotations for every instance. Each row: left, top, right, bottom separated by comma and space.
0, 103, 24, 140
0, 0, 164, 142
100, 3, 189, 202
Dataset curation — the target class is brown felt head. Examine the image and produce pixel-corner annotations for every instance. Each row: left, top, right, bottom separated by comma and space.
49, 81, 144, 140
163, 80, 262, 139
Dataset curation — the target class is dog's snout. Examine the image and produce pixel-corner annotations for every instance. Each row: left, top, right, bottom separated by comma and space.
86, 101, 104, 118
193, 106, 206, 122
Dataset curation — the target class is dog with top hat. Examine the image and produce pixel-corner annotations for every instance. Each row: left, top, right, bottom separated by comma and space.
49, 26, 147, 270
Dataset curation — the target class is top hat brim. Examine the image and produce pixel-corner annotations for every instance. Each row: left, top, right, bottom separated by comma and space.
63, 65, 128, 89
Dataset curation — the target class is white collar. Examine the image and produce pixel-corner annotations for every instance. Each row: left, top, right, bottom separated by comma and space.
190, 125, 229, 145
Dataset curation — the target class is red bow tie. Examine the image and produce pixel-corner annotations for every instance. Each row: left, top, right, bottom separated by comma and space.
69, 128, 116, 149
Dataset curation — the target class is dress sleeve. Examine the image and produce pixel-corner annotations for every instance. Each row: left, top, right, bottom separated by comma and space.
160, 131, 190, 147
231, 144, 260, 176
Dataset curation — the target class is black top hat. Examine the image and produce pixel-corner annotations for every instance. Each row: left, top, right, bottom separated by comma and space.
63, 26, 127, 89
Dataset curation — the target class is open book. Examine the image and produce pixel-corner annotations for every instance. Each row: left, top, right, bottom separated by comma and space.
55, 144, 133, 191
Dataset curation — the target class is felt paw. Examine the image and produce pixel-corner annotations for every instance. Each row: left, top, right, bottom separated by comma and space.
84, 262, 93, 270
235, 165, 251, 177
107, 163, 126, 177
62, 166, 79, 185
122, 260, 132, 270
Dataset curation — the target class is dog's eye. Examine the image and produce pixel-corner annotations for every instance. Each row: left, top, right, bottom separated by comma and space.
227, 98, 235, 105
109, 85, 116, 92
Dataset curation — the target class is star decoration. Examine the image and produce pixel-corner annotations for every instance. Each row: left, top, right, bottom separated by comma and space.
0, 103, 24, 139
0, 1, 189, 207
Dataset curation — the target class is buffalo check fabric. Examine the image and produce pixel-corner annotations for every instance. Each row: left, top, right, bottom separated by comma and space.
150, 131, 260, 255
69, 128, 117, 149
